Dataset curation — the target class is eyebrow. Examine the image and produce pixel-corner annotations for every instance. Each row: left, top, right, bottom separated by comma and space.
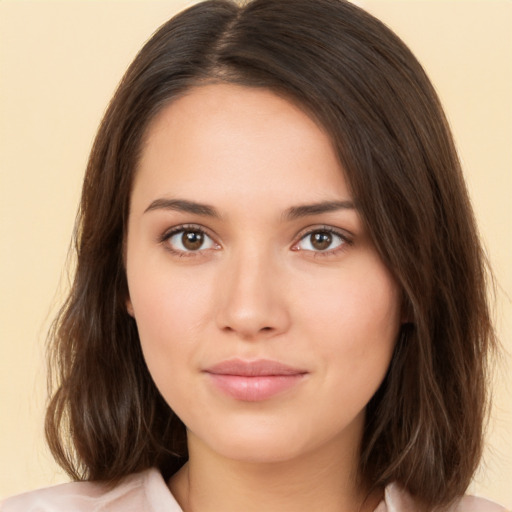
144, 198, 221, 218
144, 197, 356, 220
284, 200, 356, 220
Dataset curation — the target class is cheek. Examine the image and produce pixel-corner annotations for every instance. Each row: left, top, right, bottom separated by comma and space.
300, 260, 400, 334
127, 260, 214, 377
296, 262, 400, 386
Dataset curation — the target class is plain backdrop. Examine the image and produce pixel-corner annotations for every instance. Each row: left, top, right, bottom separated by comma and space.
1, 0, 511, 506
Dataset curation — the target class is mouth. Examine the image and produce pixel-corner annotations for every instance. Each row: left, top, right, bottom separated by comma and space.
203, 359, 308, 402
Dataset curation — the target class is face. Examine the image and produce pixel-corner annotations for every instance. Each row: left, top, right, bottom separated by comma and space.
125, 84, 401, 465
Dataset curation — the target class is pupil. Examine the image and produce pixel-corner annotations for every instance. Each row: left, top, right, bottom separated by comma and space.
312, 232, 332, 251
182, 231, 203, 250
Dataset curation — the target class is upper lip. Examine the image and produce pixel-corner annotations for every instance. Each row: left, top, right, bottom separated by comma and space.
204, 358, 307, 377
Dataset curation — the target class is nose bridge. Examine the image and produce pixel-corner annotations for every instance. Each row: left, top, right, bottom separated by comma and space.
215, 242, 288, 338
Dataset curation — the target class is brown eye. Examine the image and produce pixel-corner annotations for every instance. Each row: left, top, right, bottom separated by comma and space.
166, 228, 217, 253
311, 231, 332, 251
295, 229, 346, 253
182, 230, 204, 250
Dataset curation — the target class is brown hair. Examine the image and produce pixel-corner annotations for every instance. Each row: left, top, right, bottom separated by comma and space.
45, 0, 495, 508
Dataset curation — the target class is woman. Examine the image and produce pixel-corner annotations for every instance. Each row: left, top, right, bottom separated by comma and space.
1, 0, 506, 510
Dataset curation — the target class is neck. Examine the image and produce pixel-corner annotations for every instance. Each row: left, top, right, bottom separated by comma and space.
169, 431, 382, 512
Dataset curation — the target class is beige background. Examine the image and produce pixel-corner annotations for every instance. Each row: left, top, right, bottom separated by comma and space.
1, 0, 511, 506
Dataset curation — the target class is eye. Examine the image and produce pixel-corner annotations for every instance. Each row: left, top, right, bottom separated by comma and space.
294, 228, 348, 253
163, 227, 218, 254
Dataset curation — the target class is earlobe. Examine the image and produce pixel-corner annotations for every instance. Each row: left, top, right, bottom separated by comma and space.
126, 298, 135, 317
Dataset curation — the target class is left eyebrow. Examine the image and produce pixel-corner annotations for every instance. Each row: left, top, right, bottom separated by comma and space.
144, 198, 221, 218
284, 200, 356, 221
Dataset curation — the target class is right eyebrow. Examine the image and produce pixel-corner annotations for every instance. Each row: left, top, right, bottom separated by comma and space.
144, 198, 221, 218
284, 200, 356, 221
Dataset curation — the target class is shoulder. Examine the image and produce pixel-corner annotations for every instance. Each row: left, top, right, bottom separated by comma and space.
454, 495, 510, 512
0, 468, 181, 512
379, 483, 509, 512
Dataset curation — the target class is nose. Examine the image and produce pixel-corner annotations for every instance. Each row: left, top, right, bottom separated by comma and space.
215, 247, 290, 340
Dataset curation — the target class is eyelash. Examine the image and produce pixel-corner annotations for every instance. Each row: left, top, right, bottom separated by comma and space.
159, 224, 353, 258
159, 224, 219, 258
292, 226, 353, 257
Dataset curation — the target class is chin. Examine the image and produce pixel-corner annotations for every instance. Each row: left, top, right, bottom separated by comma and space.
207, 435, 311, 465
188, 414, 353, 466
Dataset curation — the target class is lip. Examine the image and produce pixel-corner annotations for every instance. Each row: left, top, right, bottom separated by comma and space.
204, 359, 308, 402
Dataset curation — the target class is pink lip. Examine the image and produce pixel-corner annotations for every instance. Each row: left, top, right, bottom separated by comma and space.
204, 359, 308, 402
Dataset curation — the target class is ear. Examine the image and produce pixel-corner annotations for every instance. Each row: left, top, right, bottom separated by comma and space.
126, 297, 135, 317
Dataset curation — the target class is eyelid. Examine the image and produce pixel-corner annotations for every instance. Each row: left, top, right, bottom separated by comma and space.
291, 225, 353, 254
159, 223, 221, 256
158, 223, 352, 257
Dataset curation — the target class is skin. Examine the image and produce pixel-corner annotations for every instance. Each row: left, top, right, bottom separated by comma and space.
125, 84, 402, 512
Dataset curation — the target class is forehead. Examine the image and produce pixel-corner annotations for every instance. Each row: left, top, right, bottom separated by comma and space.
132, 83, 351, 212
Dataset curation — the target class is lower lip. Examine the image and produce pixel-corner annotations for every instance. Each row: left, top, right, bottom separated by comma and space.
206, 373, 305, 401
